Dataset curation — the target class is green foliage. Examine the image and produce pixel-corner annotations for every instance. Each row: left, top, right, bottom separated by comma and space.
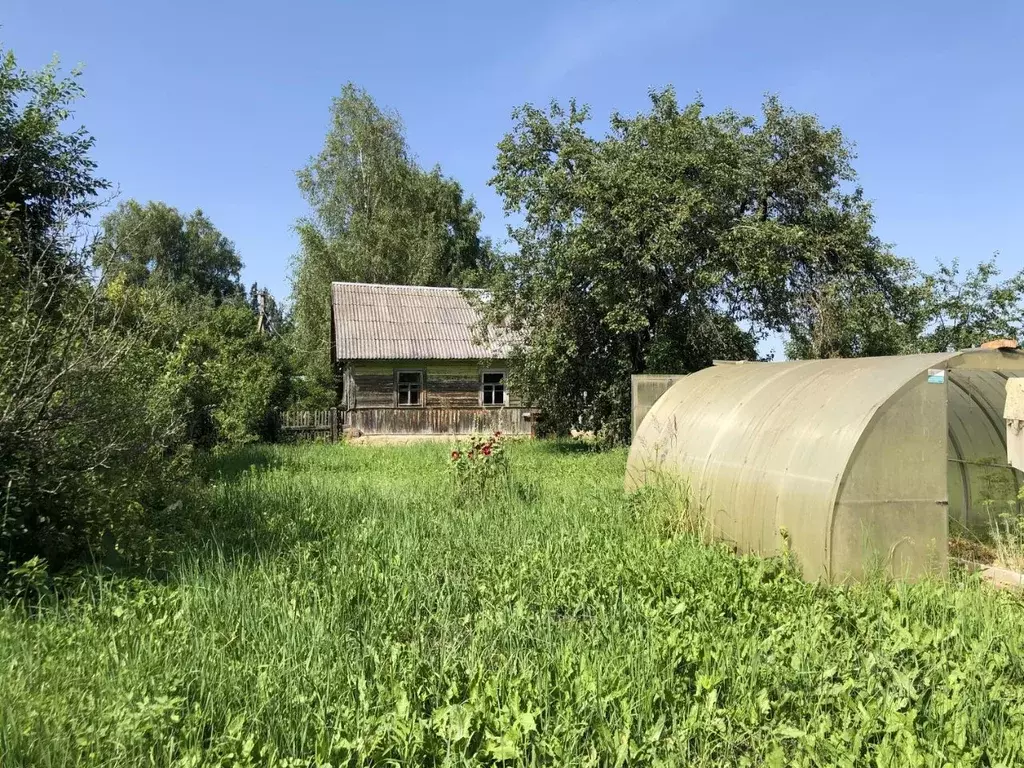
990, 510, 1024, 573
89, 198, 287, 455
0, 274, 194, 570
3, 442, 1024, 765
0, 261, 200, 570
488, 91, 917, 441
290, 83, 497, 405
917, 256, 1024, 352
95, 200, 244, 303
105, 279, 293, 449
783, 267, 928, 359
0, 47, 108, 267
0, 45, 284, 572
628, 468, 708, 541
973, 484, 1024, 573
787, 255, 1024, 359
448, 431, 511, 493
165, 301, 292, 447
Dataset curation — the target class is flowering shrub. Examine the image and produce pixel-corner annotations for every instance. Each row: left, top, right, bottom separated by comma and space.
449, 431, 509, 491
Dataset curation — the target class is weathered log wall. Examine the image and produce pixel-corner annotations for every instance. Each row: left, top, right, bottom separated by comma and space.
341, 359, 531, 435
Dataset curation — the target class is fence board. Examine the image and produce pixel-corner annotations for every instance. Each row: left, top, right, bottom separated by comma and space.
278, 408, 338, 441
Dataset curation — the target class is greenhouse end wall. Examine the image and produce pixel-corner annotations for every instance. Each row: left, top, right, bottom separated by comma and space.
829, 372, 948, 579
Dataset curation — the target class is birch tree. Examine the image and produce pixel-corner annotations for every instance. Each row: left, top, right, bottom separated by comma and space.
290, 84, 495, 403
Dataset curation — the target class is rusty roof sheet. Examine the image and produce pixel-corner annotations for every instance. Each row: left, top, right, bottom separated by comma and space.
331, 281, 514, 360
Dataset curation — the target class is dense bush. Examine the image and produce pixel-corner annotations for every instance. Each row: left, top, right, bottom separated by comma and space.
0, 248, 195, 570
1, 263, 290, 575
0, 49, 196, 571
164, 300, 292, 448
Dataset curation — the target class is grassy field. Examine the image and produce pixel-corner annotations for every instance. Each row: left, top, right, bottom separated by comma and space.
3, 441, 1024, 766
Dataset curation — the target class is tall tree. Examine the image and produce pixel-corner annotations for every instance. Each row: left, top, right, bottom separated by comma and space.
290, 83, 495, 403
917, 256, 1024, 352
0, 49, 107, 298
783, 267, 927, 359
94, 200, 243, 303
488, 90, 914, 442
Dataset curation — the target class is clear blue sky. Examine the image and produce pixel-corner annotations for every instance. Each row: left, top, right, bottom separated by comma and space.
6, 0, 1023, 326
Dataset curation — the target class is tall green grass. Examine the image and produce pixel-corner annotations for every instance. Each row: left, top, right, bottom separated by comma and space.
2, 441, 1024, 766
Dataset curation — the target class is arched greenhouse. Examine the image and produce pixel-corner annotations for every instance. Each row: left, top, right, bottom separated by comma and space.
626, 349, 1024, 580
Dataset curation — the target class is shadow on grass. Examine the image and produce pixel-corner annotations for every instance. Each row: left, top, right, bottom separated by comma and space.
179, 447, 428, 570
197, 444, 283, 482
533, 437, 606, 455
3, 444, 332, 600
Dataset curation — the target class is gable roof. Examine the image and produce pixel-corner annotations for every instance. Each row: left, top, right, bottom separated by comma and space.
331, 281, 514, 361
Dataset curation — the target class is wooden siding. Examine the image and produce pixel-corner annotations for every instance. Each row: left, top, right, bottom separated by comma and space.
346, 360, 521, 410
348, 407, 533, 436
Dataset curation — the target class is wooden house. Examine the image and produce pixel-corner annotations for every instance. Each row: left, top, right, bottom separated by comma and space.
331, 281, 534, 436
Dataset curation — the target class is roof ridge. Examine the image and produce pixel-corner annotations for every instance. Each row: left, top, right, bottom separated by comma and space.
331, 281, 485, 293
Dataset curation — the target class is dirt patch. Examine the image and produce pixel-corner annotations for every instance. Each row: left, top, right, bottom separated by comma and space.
949, 537, 997, 565
345, 434, 458, 446
345, 432, 536, 446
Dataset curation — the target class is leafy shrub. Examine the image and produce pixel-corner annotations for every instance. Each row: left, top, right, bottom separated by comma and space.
0, 262, 289, 573
0, 49, 202, 573
0, 265, 196, 570
164, 301, 291, 447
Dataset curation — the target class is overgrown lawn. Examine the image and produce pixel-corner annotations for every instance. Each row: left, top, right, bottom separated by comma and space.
2, 442, 1024, 766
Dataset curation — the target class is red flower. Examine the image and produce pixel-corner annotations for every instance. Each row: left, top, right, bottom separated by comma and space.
482, 445, 492, 456
451, 451, 460, 460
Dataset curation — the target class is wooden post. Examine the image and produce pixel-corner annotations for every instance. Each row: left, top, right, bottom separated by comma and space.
330, 407, 338, 443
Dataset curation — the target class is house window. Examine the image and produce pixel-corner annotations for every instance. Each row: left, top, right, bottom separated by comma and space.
481, 370, 506, 406
396, 370, 423, 406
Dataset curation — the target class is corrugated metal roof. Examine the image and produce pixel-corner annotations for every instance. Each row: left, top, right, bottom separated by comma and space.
331, 281, 514, 361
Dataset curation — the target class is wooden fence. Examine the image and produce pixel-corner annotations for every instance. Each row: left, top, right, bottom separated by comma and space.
277, 406, 536, 441
346, 407, 534, 436
277, 408, 339, 442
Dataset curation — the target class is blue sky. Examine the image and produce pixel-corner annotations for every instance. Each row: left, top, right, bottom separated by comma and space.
6, 0, 1023, 332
